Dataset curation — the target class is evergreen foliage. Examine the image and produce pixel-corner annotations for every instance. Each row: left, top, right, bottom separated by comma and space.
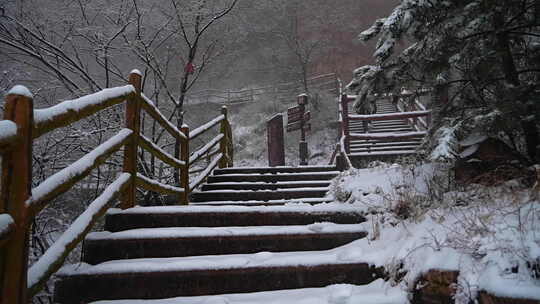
352, 0, 540, 162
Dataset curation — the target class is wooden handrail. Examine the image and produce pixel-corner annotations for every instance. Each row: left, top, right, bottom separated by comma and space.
26, 129, 133, 218
141, 93, 187, 141
33, 86, 135, 139
139, 134, 186, 168
190, 114, 225, 140
135, 173, 185, 195
189, 133, 224, 165
27, 173, 131, 296
0, 68, 235, 301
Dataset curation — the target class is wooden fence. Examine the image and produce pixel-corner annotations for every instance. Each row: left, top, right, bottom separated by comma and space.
331, 82, 431, 167
0, 70, 233, 303
187, 73, 339, 105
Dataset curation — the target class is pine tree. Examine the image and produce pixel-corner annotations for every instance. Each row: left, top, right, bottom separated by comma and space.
353, 0, 540, 162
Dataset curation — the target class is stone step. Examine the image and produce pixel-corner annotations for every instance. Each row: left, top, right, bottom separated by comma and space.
83, 223, 367, 264
190, 188, 329, 202
207, 171, 339, 183
213, 166, 337, 175
105, 205, 365, 232
54, 250, 383, 303
89, 280, 407, 304
200, 181, 331, 191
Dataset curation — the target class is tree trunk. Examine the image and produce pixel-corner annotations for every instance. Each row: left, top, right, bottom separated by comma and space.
494, 11, 539, 162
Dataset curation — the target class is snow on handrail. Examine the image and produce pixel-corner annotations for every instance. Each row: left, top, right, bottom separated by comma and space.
26, 129, 133, 217
0, 120, 18, 153
190, 114, 225, 140
189, 152, 223, 191
136, 173, 185, 195
189, 133, 224, 165
27, 173, 131, 296
33, 85, 135, 138
0, 214, 15, 248
139, 134, 185, 168
140, 93, 187, 141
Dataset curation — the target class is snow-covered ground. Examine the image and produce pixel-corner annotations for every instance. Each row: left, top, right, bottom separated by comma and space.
328, 162, 540, 302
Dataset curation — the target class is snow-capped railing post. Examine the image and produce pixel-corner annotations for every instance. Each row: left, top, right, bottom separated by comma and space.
219, 106, 229, 169
179, 125, 190, 205
121, 70, 142, 209
340, 94, 351, 153
1, 86, 34, 304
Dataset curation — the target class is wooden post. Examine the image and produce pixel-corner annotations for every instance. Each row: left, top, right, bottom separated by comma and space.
120, 70, 142, 210
298, 94, 309, 166
267, 114, 285, 167
340, 94, 350, 153
1, 86, 33, 304
219, 106, 229, 169
179, 125, 189, 205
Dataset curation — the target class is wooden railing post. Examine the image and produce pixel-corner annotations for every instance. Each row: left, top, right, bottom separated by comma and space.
121, 70, 142, 210
219, 106, 229, 169
1, 86, 33, 304
179, 125, 189, 205
340, 94, 350, 154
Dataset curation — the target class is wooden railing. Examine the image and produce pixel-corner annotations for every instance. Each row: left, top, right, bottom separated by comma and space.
0, 70, 233, 303
187, 73, 338, 105
336, 88, 431, 156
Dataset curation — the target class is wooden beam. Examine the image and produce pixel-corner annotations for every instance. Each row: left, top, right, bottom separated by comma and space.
26, 130, 131, 218
139, 134, 185, 168
27, 174, 131, 297
135, 174, 185, 196
140, 94, 187, 141
33, 87, 133, 139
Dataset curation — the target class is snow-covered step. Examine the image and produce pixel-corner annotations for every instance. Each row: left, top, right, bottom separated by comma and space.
190, 187, 330, 202
201, 181, 331, 191
189, 196, 334, 206
83, 223, 367, 264
55, 244, 384, 303
207, 171, 339, 183
349, 150, 417, 157
89, 280, 407, 304
350, 145, 420, 153
350, 140, 422, 148
105, 205, 366, 232
349, 127, 414, 134
213, 165, 337, 175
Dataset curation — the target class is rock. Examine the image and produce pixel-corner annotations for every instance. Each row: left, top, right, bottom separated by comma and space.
412, 270, 458, 304
455, 137, 529, 185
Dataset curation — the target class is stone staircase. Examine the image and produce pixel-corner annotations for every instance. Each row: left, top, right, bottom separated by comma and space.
53, 166, 390, 303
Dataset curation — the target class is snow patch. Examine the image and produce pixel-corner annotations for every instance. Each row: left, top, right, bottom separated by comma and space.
7, 85, 33, 98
